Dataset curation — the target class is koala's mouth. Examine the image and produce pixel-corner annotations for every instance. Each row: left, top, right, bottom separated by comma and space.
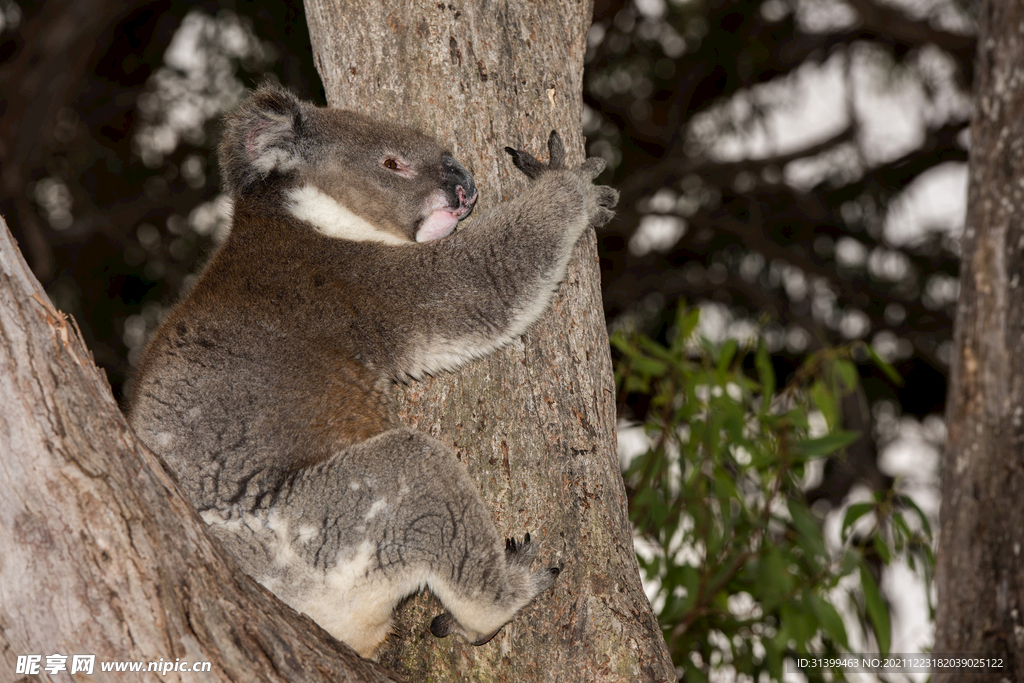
416, 186, 479, 243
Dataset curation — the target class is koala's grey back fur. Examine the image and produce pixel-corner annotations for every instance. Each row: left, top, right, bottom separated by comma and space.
126, 86, 617, 657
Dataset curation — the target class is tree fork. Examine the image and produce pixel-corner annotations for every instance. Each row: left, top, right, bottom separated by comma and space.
0, 216, 401, 681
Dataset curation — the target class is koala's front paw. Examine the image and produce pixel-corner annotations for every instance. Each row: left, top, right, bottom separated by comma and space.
585, 169, 619, 228
505, 131, 619, 228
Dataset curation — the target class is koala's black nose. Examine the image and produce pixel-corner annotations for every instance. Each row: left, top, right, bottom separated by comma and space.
441, 153, 478, 217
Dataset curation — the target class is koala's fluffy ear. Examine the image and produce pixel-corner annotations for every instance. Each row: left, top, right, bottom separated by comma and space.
219, 86, 304, 195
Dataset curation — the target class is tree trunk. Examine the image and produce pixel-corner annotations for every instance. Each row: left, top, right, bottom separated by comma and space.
935, 2, 1024, 680
302, 1, 674, 681
0, 215, 403, 681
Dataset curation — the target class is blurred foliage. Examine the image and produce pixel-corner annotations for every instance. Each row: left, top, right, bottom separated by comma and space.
613, 305, 934, 681
586, 0, 974, 438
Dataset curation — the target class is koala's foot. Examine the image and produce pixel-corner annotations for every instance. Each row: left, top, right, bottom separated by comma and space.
430, 611, 499, 644
429, 532, 561, 645
506, 533, 562, 592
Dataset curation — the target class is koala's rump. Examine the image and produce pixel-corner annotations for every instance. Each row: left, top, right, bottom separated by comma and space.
129, 304, 395, 510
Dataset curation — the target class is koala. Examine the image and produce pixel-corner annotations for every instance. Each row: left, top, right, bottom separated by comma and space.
126, 86, 618, 658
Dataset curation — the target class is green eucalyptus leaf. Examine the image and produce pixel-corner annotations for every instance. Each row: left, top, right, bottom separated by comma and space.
611, 311, 930, 679
860, 563, 891, 654
755, 344, 775, 411
717, 339, 738, 374
810, 380, 838, 429
793, 430, 860, 459
873, 534, 892, 565
632, 355, 669, 377
788, 499, 827, 561
841, 502, 875, 540
675, 306, 701, 349
832, 359, 859, 393
898, 493, 933, 537
864, 343, 904, 386
810, 592, 849, 649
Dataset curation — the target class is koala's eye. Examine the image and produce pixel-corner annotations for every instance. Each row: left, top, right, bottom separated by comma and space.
381, 156, 417, 179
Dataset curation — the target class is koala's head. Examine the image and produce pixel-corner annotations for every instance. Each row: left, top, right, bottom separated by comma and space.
220, 86, 477, 243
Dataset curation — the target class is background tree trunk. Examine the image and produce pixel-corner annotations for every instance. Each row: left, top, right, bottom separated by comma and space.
0, 215, 404, 681
302, 1, 674, 681
935, 2, 1024, 680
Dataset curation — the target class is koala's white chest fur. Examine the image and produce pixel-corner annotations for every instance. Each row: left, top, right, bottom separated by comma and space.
127, 86, 616, 658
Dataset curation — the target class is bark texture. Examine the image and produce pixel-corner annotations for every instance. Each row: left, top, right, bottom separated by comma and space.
302, 1, 674, 681
0, 215, 402, 682
935, 2, 1024, 680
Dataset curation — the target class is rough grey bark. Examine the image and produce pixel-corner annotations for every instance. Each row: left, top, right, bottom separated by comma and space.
303, 1, 675, 681
935, 2, 1024, 681
0, 215, 402, 682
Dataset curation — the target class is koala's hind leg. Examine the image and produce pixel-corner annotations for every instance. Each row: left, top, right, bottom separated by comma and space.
428, 532, 561, 646
366, 429, 562, 646
272, 428, 560, 653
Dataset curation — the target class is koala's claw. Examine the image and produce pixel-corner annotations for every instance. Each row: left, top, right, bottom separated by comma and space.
580, 156, 606, 180
505, 130, 567, 179
504, 131, 605, 182
504, 146, 545, 179
547, 130, 566, 169
505, 532, 540, 565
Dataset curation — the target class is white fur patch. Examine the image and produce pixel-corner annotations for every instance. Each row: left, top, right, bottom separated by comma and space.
265, 509, 300, 566
286, 185, 409, 245
153, 431, 176, 448
202, 507, 404, 656
404, 267, 567, 378
200, 508, 252, 534
200, 509, 230, 526
405, 334, 495, 378
364, 498, 388, 521
291, 541, 423, 657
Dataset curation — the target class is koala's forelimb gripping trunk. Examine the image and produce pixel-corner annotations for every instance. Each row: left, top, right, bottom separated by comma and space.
391, 132, 616, 381
126, 87, 617, 659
